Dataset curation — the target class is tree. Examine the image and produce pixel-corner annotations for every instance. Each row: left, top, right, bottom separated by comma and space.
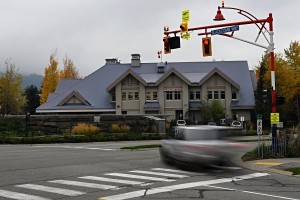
60, 55, 80, 79
255, 55, 268, 121
40, 53, 60, 104
24, 85, 40, 114
0, 60, 25, 114
211, 100, 224, 123
200, 100, 224, 124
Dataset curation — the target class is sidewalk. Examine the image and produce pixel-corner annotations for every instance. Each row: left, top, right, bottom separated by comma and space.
231, 152, 300, 177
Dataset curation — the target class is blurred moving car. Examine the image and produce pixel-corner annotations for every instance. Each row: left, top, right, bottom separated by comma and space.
231, 121, 242, 127
207, 121, 217, 126
176, 120, 186, 126
160, 125, 244, 167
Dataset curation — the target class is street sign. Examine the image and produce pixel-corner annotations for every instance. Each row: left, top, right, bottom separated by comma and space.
211, 25, 239, 36
270, 113, 279, 124
257, 119, 262, 135
182, 10, 190, 22
256, 114, 262, 120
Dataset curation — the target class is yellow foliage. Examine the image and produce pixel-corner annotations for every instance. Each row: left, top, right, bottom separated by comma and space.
69, 123, 100, 135
120, 124, 131, 133
111, 123, 120, 132
40, 53, 60, 104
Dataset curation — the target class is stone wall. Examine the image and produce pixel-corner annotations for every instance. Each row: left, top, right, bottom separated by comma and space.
4, 114, 166, 135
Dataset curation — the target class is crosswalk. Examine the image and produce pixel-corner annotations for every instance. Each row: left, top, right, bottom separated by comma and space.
0, 167, 196, 200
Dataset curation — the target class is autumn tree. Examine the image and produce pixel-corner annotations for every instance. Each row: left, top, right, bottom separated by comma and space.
0, 60, 25, 114
40, 53, 60, 104
255, 40, 300, 126
60, 55, 80, 79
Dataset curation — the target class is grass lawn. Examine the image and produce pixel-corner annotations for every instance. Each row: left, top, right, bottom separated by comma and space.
120, 144, 161, 150
285, 167, 300, 175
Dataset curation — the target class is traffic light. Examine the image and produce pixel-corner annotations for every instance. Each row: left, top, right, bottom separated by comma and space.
180, 22, 188, 33
163, 36, 171, 54
262, 89, 268, 103
276, 95, 285, 105
202, 37, 212, 56
168, 36, 181, 49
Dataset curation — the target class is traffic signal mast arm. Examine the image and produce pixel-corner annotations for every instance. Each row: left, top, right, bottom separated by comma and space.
164, 17, 271, 38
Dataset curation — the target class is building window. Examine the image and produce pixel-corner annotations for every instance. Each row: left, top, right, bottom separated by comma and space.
111, 93, 116, 102
220, 91, 225, 99
153, 92, 158, 101
146, 92, 152, 101
189, 92, 194, 100
174, 91, 181, 100
128, 92, 133, 100
122, 92, 126, 101
166, 91, 173, 100
135, 92, 139, 100
208, 91, 213, 100
232, 91, 237, 100
195, 91, 201, 100
214, 91, 219, 99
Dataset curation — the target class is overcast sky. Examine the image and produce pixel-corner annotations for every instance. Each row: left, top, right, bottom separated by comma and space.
1, 0, 300, 77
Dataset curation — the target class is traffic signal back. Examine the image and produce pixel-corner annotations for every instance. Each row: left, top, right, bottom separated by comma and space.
163, 37, 171, 54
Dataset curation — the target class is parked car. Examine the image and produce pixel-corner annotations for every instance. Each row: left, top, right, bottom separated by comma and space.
176, 120, 186, 126
231, 121, 242, 127
160, 125, 245, 167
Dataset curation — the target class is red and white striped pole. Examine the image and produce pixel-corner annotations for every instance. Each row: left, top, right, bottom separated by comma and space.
268, 13, 276, 113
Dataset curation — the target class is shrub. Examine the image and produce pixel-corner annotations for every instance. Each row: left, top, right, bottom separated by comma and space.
68, 123, 100, 135
120, 124, 131, 133
111, 123, 121, 132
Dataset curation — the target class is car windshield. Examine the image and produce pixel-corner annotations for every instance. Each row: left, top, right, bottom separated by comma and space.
171, 128, 221, 140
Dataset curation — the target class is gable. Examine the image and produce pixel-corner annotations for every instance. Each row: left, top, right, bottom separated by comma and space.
156, 67, 191, 86
199, 68, 240, 90
106, 69, 147, 92
57, 91, 90, 106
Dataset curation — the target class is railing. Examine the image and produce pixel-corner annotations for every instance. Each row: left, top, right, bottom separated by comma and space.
258, 134, 293, 158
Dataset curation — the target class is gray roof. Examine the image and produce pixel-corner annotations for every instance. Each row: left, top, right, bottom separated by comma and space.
36, 60, 255, 112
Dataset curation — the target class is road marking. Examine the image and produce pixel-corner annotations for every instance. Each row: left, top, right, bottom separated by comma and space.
99, 172, 269, 200
105, 173, 175, 182
16, 184, 85, 196
129, 170, 189, 178
0, 189, 51, 200
253, 161, 283, 166
49, 180, 118, 190
151, 168, 196, 174
207, 185, 300, 200
79, 176, 145, 185
34, 146, 115, 151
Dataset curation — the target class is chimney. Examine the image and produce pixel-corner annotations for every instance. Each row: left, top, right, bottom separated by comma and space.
131, 54, 141, 67
105, 58, 120, 64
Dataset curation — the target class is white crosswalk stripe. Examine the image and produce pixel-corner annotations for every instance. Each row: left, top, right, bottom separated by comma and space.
49, 180, 118, 190
129, 170, 189, 178
0, 189, 50, 200
0, 167, 195, 200
105, 173, 176, 182
16, 184, 85, 196
79, 176, 145, 185
151, 167, 197, 174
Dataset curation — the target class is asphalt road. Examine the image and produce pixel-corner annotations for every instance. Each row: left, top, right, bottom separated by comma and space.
0, 141, 299, 200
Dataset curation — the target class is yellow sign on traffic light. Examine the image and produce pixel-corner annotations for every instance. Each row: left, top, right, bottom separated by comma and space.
182, 10, 190, 22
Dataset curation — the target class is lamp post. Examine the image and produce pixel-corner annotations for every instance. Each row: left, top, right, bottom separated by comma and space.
214, 2, 276, 113
164, 2, 277, 113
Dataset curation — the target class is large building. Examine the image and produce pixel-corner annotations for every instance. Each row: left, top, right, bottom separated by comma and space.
36, 54, 256, 124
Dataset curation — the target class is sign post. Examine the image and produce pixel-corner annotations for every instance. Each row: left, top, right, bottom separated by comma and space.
256, 114, 263, 157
